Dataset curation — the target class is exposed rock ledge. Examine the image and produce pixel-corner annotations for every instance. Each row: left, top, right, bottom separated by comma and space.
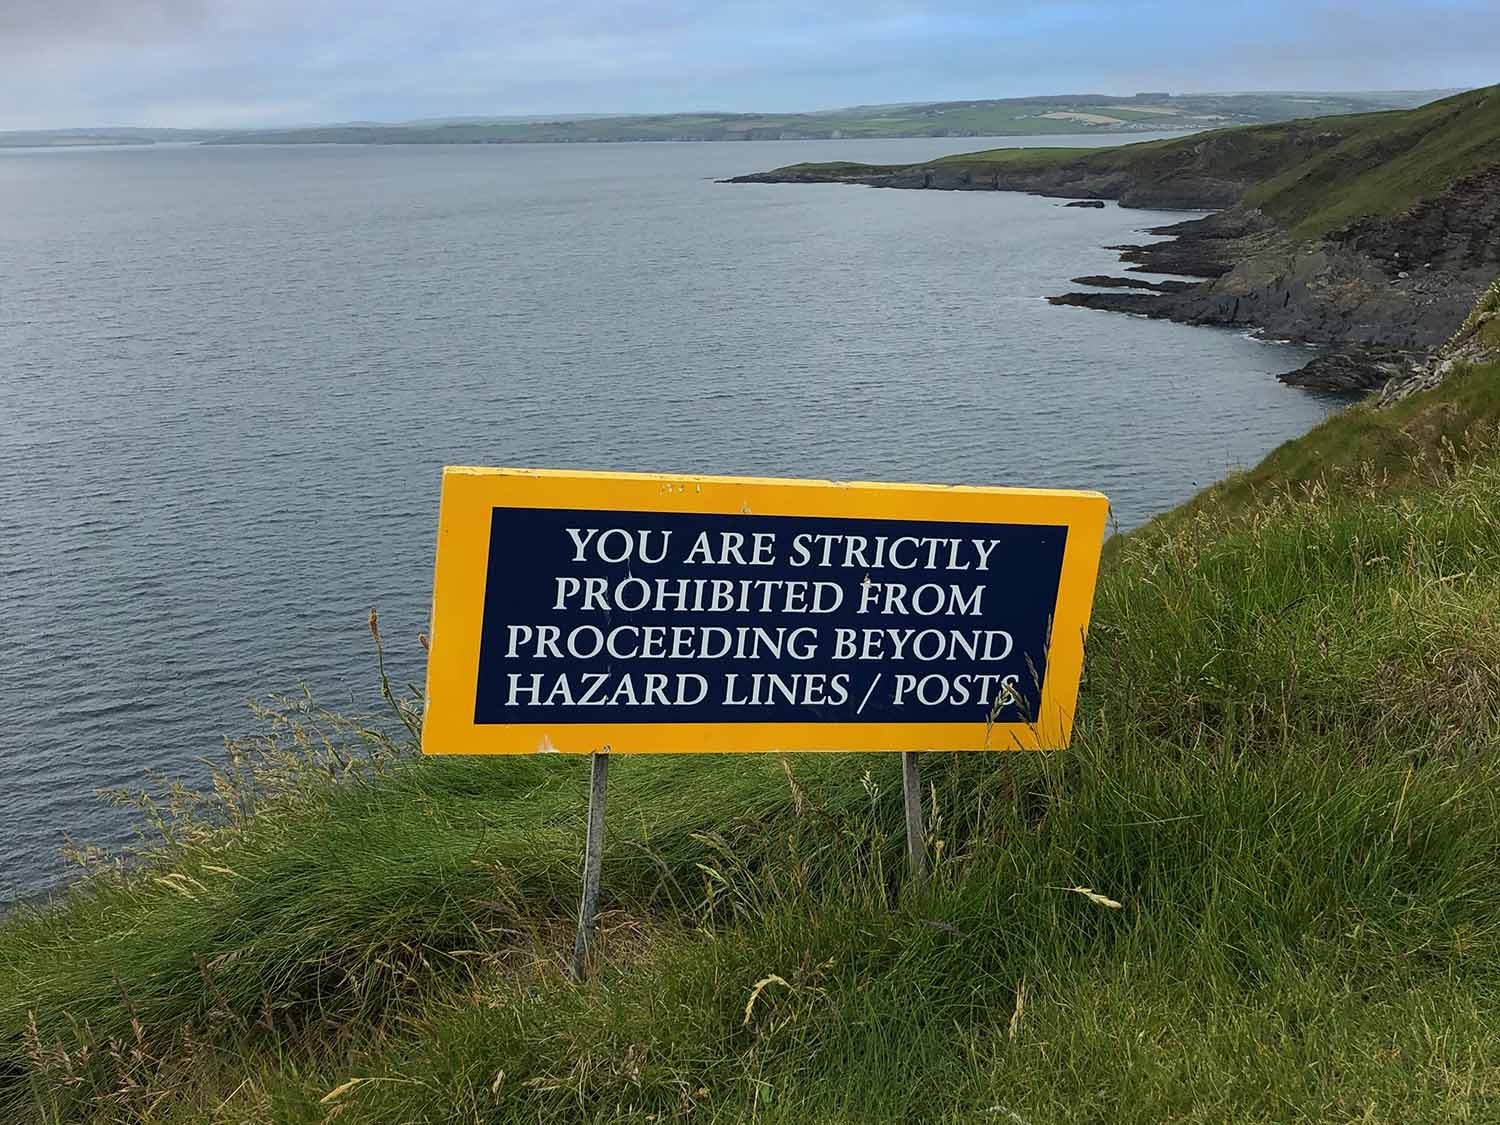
1046, 192, 1496, 350
1070, 275, 1195, 294
726, 162, 1246, 210
1377, 283, 1500, 404
1276, 348, 1424, 393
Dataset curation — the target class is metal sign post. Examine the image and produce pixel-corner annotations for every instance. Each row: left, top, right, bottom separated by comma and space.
901, 750, 928, 887
570, 750, 609, 981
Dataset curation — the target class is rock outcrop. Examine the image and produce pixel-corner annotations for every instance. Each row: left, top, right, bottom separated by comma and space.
1376, 280, 1500, 404
1070, 275, 1195, 293
1049, 187, 1496, 351
1276, 348, 1424, 393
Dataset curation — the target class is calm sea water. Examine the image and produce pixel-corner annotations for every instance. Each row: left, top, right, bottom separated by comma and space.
0, 135, 1339, 901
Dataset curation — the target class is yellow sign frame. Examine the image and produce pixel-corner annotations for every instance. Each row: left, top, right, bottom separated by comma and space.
423, 467, 1108, 755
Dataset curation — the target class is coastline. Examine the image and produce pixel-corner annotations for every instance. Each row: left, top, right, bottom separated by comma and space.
727, 166, 1378, 390
727, 91, 1500, 393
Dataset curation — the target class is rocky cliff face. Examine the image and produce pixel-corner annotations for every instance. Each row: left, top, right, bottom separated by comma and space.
1049, 159, 1500, 353
1050, 215, 1486, 349
1340, 165, 1500, 278
1377, 280, 1500, 404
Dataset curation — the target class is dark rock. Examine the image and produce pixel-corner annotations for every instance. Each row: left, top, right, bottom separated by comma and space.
1336, 164, 1500, 278
1057, 214, 1487, 348
1065, 199, 1106, 208
1146, 212, 1265, 239
1276, 347, 1424, 392
1110, 236, 1238, 278
726, 161, 1244, 210
1047, 292, 1172, 317
1070, 275, 1195, 293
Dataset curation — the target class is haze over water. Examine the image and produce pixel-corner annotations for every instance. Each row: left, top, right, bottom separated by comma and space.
0, 134, 1339, 900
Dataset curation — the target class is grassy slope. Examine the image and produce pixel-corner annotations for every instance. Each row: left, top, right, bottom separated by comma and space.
1243, 87, 1500, 237
1083, 85, 1500, 234
1178, 281, 1500, 518
773, 147, 1093, 177
1170, 366, 1500, 521
790, 84, 1500, 240
4, 348, 1500, 1122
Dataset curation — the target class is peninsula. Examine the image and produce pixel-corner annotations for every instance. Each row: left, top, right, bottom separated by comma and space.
732, 84, 1500, 391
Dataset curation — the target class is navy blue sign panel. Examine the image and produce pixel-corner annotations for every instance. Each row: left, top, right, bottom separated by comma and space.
473, 506, 1067, 727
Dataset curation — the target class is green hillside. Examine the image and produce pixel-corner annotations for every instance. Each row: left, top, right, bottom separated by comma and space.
769, 84, 1500, 239
4, 293, 1500, 1120
1242, 87, 1500, 236
196, 90, 1451, 147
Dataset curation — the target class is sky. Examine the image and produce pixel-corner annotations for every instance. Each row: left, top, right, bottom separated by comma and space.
1, 0, 1496, 131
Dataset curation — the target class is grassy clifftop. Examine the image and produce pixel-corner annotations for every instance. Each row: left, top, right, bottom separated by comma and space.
5, 346, 1500, 1121
1242, 88, 1500, 237
751, 83, 1500, 228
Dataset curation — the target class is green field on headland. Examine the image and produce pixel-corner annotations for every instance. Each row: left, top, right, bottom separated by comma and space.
5, 285, 1500, 1121
753, 83, 1500, 232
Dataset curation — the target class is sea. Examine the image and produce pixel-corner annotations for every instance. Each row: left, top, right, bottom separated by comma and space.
0, 133, 1342, 901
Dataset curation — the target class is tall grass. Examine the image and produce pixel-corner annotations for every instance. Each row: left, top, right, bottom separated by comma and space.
4, 374, 1500, 1122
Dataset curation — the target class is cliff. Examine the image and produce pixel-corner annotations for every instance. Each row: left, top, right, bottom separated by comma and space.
732, 85, 1500, 381
6, 341, 1500, 1121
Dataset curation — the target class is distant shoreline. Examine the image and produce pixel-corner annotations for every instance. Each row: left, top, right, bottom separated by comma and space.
1, 89, 1455, 150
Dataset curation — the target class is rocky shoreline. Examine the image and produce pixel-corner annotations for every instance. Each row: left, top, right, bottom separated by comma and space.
1042, 204, 1490, 390
1042, 200, 1493, 345
1069, 275, 1195, 294
729, 139, 1500, 394
1274, 347, 1427, 393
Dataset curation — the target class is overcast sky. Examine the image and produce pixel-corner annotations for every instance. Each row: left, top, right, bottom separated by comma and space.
1, 0, 1496, 130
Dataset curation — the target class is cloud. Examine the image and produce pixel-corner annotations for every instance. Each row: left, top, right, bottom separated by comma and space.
0, 0, 1494, 130
0, 0, 210, 48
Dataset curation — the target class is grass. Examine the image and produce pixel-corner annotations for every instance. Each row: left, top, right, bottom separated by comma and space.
1158, 356, 1500, 521
765, 84, 1500, 241
773, 148, 1087, 177
1242, 88, 1500, 238
1461, 279, 1500, 352
932, 146, 1094, 167
5, 356, 1500, 1122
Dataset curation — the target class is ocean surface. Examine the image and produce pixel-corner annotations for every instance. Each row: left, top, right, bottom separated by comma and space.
0, 134, 1341, 901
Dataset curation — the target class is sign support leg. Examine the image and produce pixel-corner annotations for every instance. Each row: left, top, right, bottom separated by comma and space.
901, 750, 928, 888
570, 750, 609, 981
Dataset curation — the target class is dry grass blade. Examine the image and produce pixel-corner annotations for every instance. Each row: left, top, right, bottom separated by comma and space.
743, 974, 790, 1026
1008, 980, 1027, 1041
1066, 887, 1122, 909
320, 1078, 367, 1104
